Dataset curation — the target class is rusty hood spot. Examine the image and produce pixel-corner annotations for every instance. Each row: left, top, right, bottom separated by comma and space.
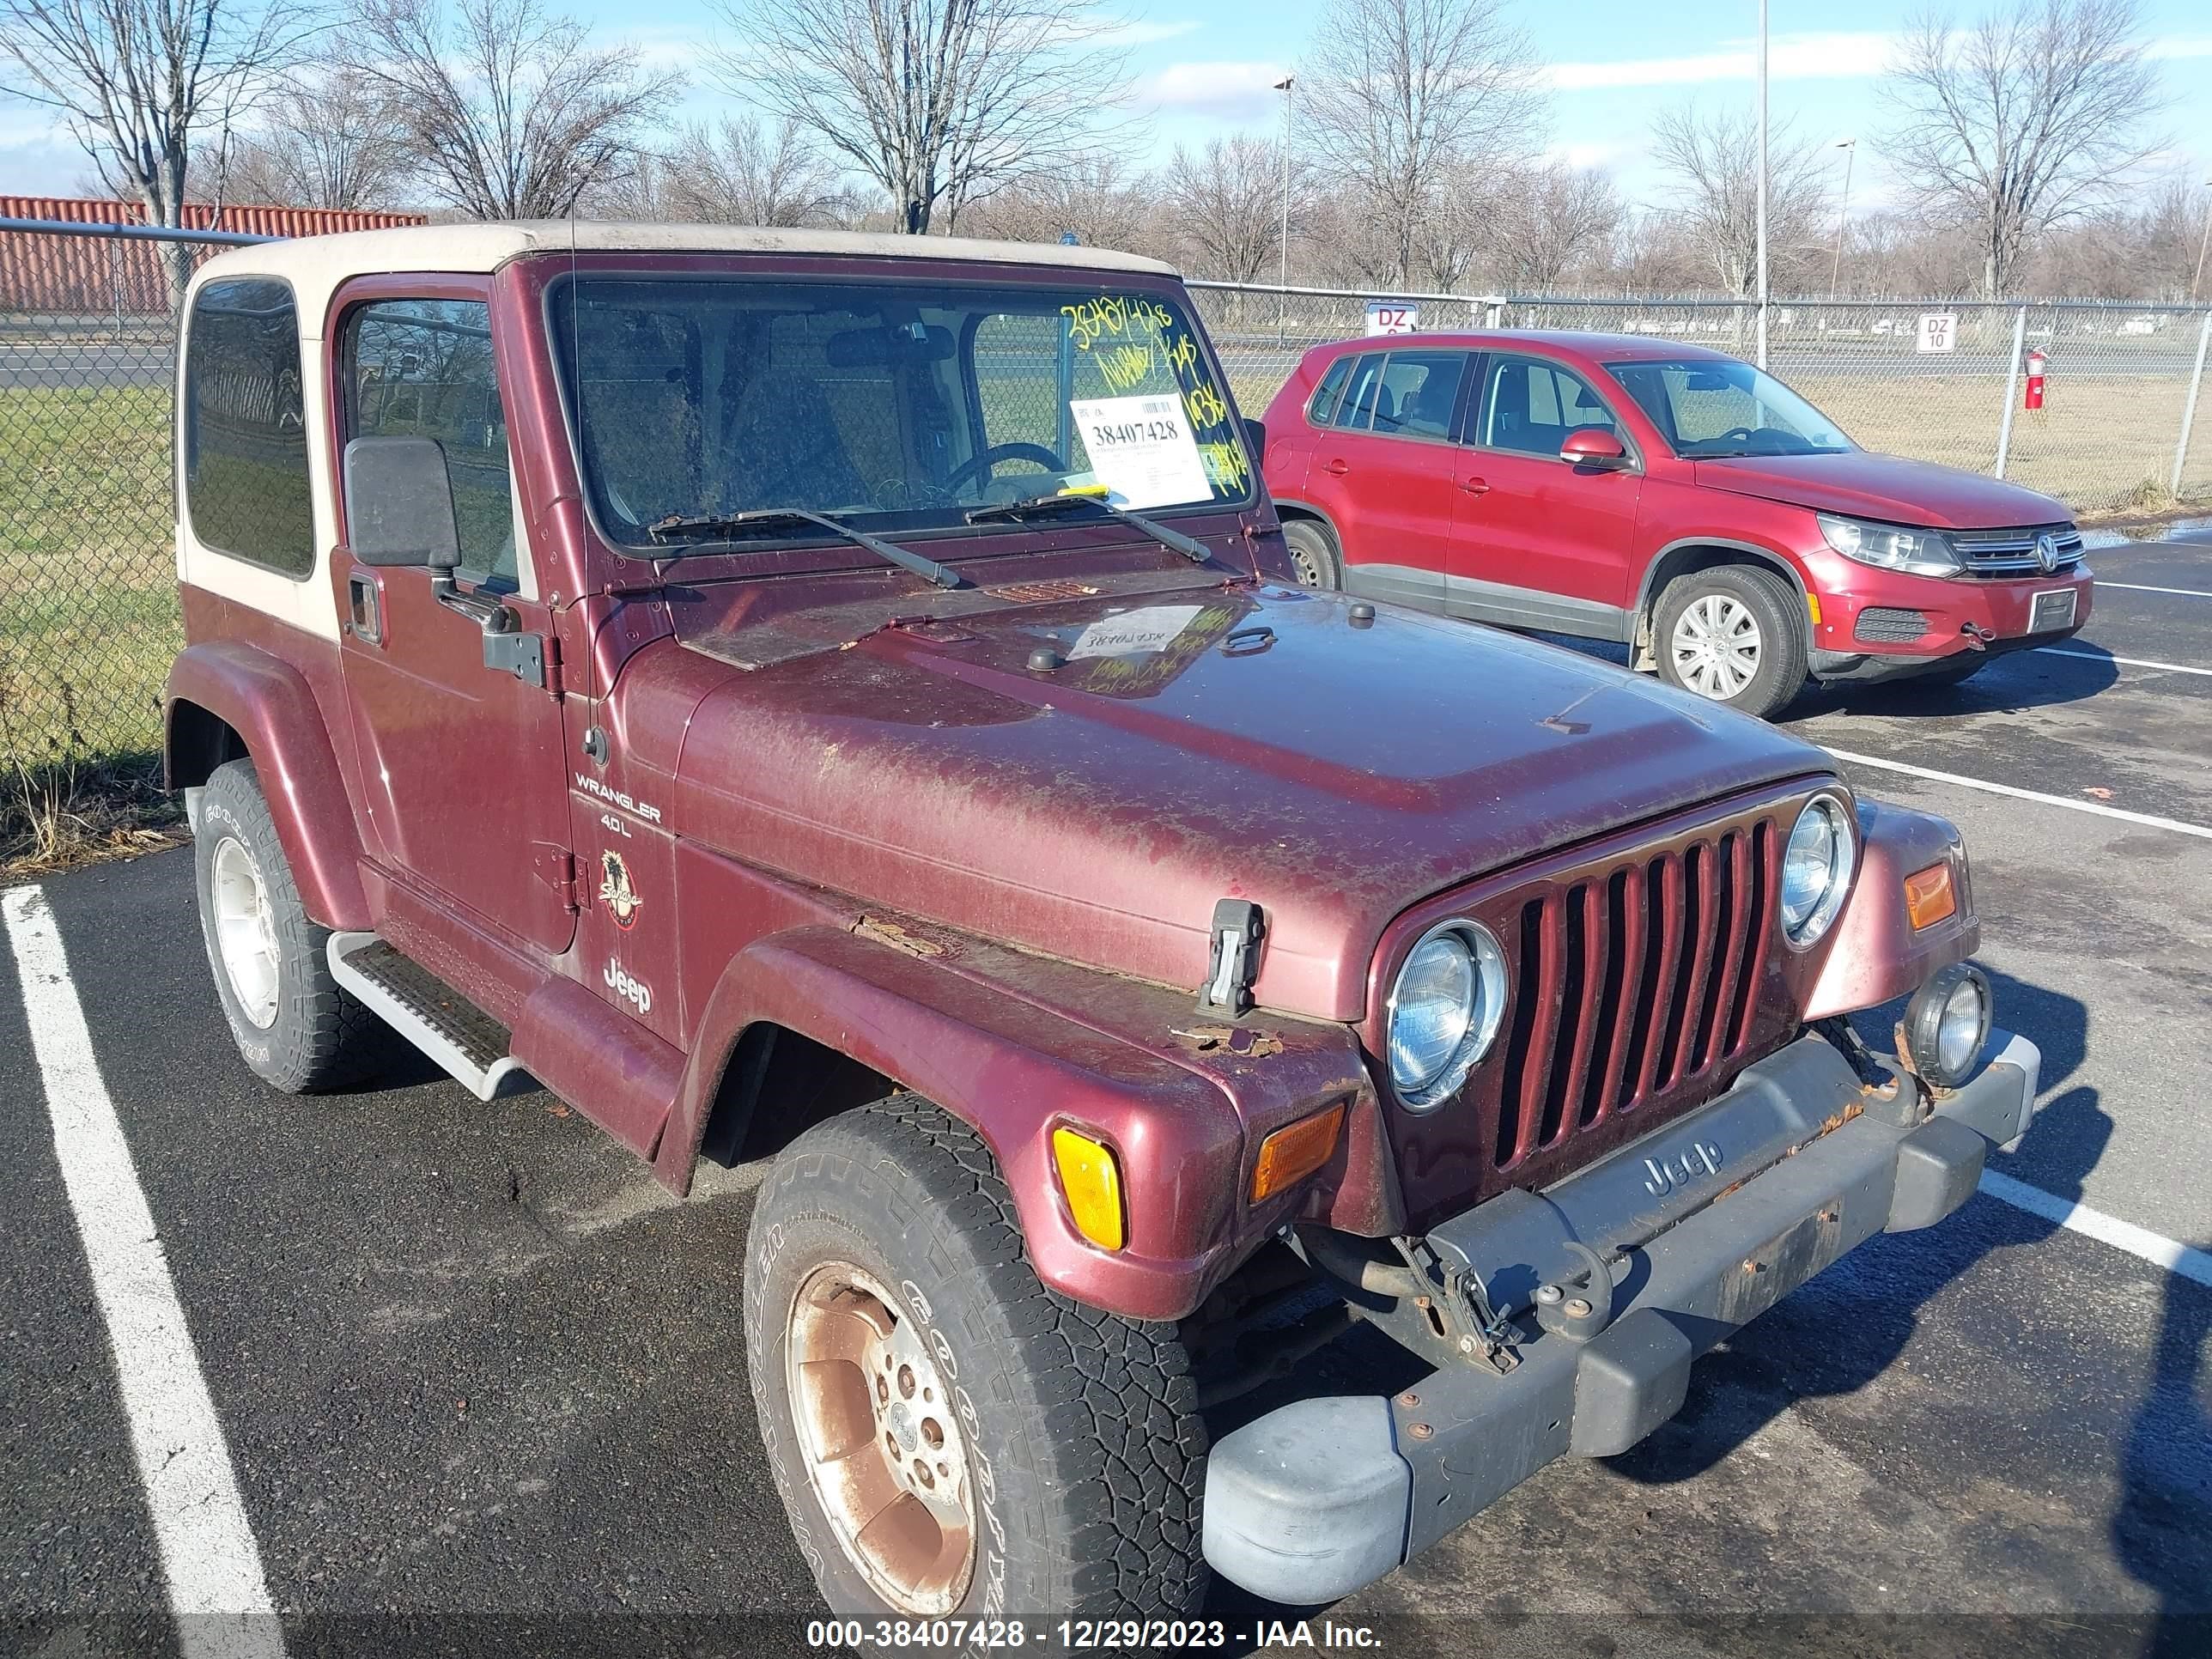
1171, 1024, 1285, 1058
853, 916, 947, 958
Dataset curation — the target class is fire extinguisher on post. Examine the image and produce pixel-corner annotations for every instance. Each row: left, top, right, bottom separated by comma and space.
2024, 347, 2047, 410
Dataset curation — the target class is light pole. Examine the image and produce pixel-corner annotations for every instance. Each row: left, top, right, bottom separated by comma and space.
1754, 0, 1769, 368
2192, 172, 2212, 304
1829, 137, 1856, 299
1274, 74, 1295, 340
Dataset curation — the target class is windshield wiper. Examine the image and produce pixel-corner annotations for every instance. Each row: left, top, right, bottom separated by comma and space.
647, 507, 962, 590
964, 493, 1209, 564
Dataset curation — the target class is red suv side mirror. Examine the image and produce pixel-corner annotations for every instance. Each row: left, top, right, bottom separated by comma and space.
1560, 428, 1631, 470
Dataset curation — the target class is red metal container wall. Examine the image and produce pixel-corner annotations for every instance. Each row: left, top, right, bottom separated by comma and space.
0, 197, 427, 313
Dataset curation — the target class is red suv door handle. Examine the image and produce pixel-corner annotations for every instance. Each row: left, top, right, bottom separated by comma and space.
1322, 458, 1350, 476
1460, 477, 1490, 496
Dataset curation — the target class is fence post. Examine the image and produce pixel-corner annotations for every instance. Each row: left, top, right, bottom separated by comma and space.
2172, 311, 2212, 501
1993, 306, 2027, 480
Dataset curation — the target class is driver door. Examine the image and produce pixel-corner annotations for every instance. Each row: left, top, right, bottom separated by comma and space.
331, 285, 576, 957
1450, 352, 1643, 640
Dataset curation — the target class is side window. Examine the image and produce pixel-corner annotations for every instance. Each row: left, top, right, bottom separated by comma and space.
347, 299, 516, 588
1305, 356, 1352, 425
1334, 354, 1387, 429
1479, 355, 1620, 459
1369, 351, 1468, 440
183, 278, 313, 574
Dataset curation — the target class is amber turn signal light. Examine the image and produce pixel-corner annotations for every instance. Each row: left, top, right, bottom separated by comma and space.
1051, 1126, 1125, 1252
1251, 1103, 1348, 1202
1903, 861, 1957, 929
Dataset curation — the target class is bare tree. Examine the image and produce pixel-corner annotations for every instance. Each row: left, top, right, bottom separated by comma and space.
1650, 103, 1832, 297
0, 0, 323, 306
1161, 136, 1300, 283
708, 0, 1133, 234
343, 0, 678, 220
595, 117, 853, 226
957, 154, 1158, 250
223, 67, 410, 208
1481, 161, 1623, 292
1300, 0, 1544, 288
1884, 0, 2168, 298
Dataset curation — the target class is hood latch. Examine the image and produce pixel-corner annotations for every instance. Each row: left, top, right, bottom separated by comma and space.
1194, 898, 1265, 1017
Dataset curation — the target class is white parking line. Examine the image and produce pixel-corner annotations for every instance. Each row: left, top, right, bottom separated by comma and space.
1823, 748, 2212, 841
2, 887, 286, 1659
2034, 646, 2212, 677
2095, 581, 2212, 598
1979, 1170, 2212, 1289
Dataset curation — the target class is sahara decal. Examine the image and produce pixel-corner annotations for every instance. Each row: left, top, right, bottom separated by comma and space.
574, 772, 664, 823
598, 851, 642, 930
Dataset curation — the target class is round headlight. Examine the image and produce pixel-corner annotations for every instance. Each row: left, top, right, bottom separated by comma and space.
1780, 795, 1854, 946
1905, 962, 1992, 1089
1387, 921, 1508, 1109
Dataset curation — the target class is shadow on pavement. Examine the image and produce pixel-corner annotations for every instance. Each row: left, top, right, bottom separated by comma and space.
1779, 648, 2121, 723
2115, 1259, 2212, 1657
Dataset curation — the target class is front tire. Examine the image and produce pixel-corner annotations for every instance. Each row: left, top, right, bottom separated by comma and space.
192, 758, 393, 1092
745, 1095, 1207, 1621
1653, 565, 1808, 720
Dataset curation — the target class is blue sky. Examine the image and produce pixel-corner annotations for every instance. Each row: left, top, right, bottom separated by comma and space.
3, 0, 2209, 210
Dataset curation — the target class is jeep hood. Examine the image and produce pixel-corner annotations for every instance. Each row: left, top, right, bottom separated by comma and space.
1694, 452, 2070, 529
663, 585, 1830, 1021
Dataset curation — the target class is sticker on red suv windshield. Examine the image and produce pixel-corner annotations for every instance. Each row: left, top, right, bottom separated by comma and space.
1069, 394, 1213, 510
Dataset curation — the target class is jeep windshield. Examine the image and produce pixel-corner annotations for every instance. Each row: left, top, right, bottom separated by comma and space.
1604, 357, 1854, 459
550, 275, 1255, 555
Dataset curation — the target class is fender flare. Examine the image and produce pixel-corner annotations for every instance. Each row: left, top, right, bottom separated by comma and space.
657, 924, 1247, 1322
165, 640, 370, 931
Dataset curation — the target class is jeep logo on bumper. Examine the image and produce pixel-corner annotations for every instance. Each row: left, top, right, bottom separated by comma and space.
1644, 1139, 1724, 1197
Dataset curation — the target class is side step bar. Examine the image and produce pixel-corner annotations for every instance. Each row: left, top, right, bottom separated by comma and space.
327, 932, 535, 1102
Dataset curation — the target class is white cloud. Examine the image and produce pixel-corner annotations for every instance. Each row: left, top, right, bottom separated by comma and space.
1546, 139, 1630, 170
2148, 33, 2212, 61
1103, 18, 1203, 48
1548, 31, 1893, 91
1138, 60, 1291, 122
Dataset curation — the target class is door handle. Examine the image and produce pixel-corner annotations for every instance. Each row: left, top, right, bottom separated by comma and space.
1459, 477, 1491, 496
1322, 458, 1350, 476
345, 572, 382, 644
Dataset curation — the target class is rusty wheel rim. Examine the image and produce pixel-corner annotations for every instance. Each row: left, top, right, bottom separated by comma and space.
786, 1262, 975, 1614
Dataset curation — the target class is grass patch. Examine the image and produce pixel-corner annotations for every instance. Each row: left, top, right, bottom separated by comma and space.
1, 748, 184, 874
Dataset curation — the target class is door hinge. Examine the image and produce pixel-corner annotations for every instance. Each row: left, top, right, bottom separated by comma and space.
533, 844, 581, 912
542, 631, 565, 696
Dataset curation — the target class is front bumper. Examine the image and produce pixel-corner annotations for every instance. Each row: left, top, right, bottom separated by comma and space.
1808, 556, 2094, 669
1201, 1028, 2042, 1604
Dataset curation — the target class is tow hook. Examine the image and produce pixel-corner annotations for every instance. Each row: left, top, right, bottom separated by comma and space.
1959, 621, 1995, 652
1533, 1242, 1617, 1344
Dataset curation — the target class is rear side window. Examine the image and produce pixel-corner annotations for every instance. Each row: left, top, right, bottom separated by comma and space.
1305, 356, 1352, 424
1334, 354, 1387, 429
346, 298, 516, 587
183, 278, 313, 574
1370, 351, 1468, 439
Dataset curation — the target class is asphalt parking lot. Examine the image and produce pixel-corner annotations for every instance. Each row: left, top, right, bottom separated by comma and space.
4, 532, 2208, 1659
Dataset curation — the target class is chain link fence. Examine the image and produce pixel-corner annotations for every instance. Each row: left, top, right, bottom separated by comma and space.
4, 219, 2211, 833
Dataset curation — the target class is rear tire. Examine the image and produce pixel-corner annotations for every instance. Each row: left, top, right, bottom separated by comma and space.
745, 1095, 1208, 1621
1281, 519, 1341, 590
1653, 565, 1808, 720
192, 758, 394, 1092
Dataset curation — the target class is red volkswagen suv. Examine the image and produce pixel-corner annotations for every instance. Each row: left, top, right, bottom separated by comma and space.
1260, 332, 2094, 718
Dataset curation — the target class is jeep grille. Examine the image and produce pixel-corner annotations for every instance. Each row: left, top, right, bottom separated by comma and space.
1492, 814, 1779, 1172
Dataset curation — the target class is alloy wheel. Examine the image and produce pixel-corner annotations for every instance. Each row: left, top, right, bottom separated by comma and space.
786, 1261, 976, 1615
210, 836, 282, 1029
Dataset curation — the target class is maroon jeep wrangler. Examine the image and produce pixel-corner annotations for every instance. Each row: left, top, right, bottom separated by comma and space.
166, 224, 2039, 1623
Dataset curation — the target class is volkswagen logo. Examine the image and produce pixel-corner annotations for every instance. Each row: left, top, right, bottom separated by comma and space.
2034, 532, 2058, 573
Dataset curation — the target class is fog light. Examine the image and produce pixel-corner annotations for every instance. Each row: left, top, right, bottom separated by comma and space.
1904, 963, 1992, 1089
1051, 1126, 1125, 1251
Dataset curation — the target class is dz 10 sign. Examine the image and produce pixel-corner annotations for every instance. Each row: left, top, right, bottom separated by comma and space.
1364, 301, 1419, 336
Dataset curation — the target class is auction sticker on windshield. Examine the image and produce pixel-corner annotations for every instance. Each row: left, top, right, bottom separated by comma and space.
1069, 394, 1214, 510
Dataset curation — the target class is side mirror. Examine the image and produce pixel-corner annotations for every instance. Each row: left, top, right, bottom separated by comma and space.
1559, 428, 1631, 471
343, 436, 462, 570
1243, 416, 1267, 465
